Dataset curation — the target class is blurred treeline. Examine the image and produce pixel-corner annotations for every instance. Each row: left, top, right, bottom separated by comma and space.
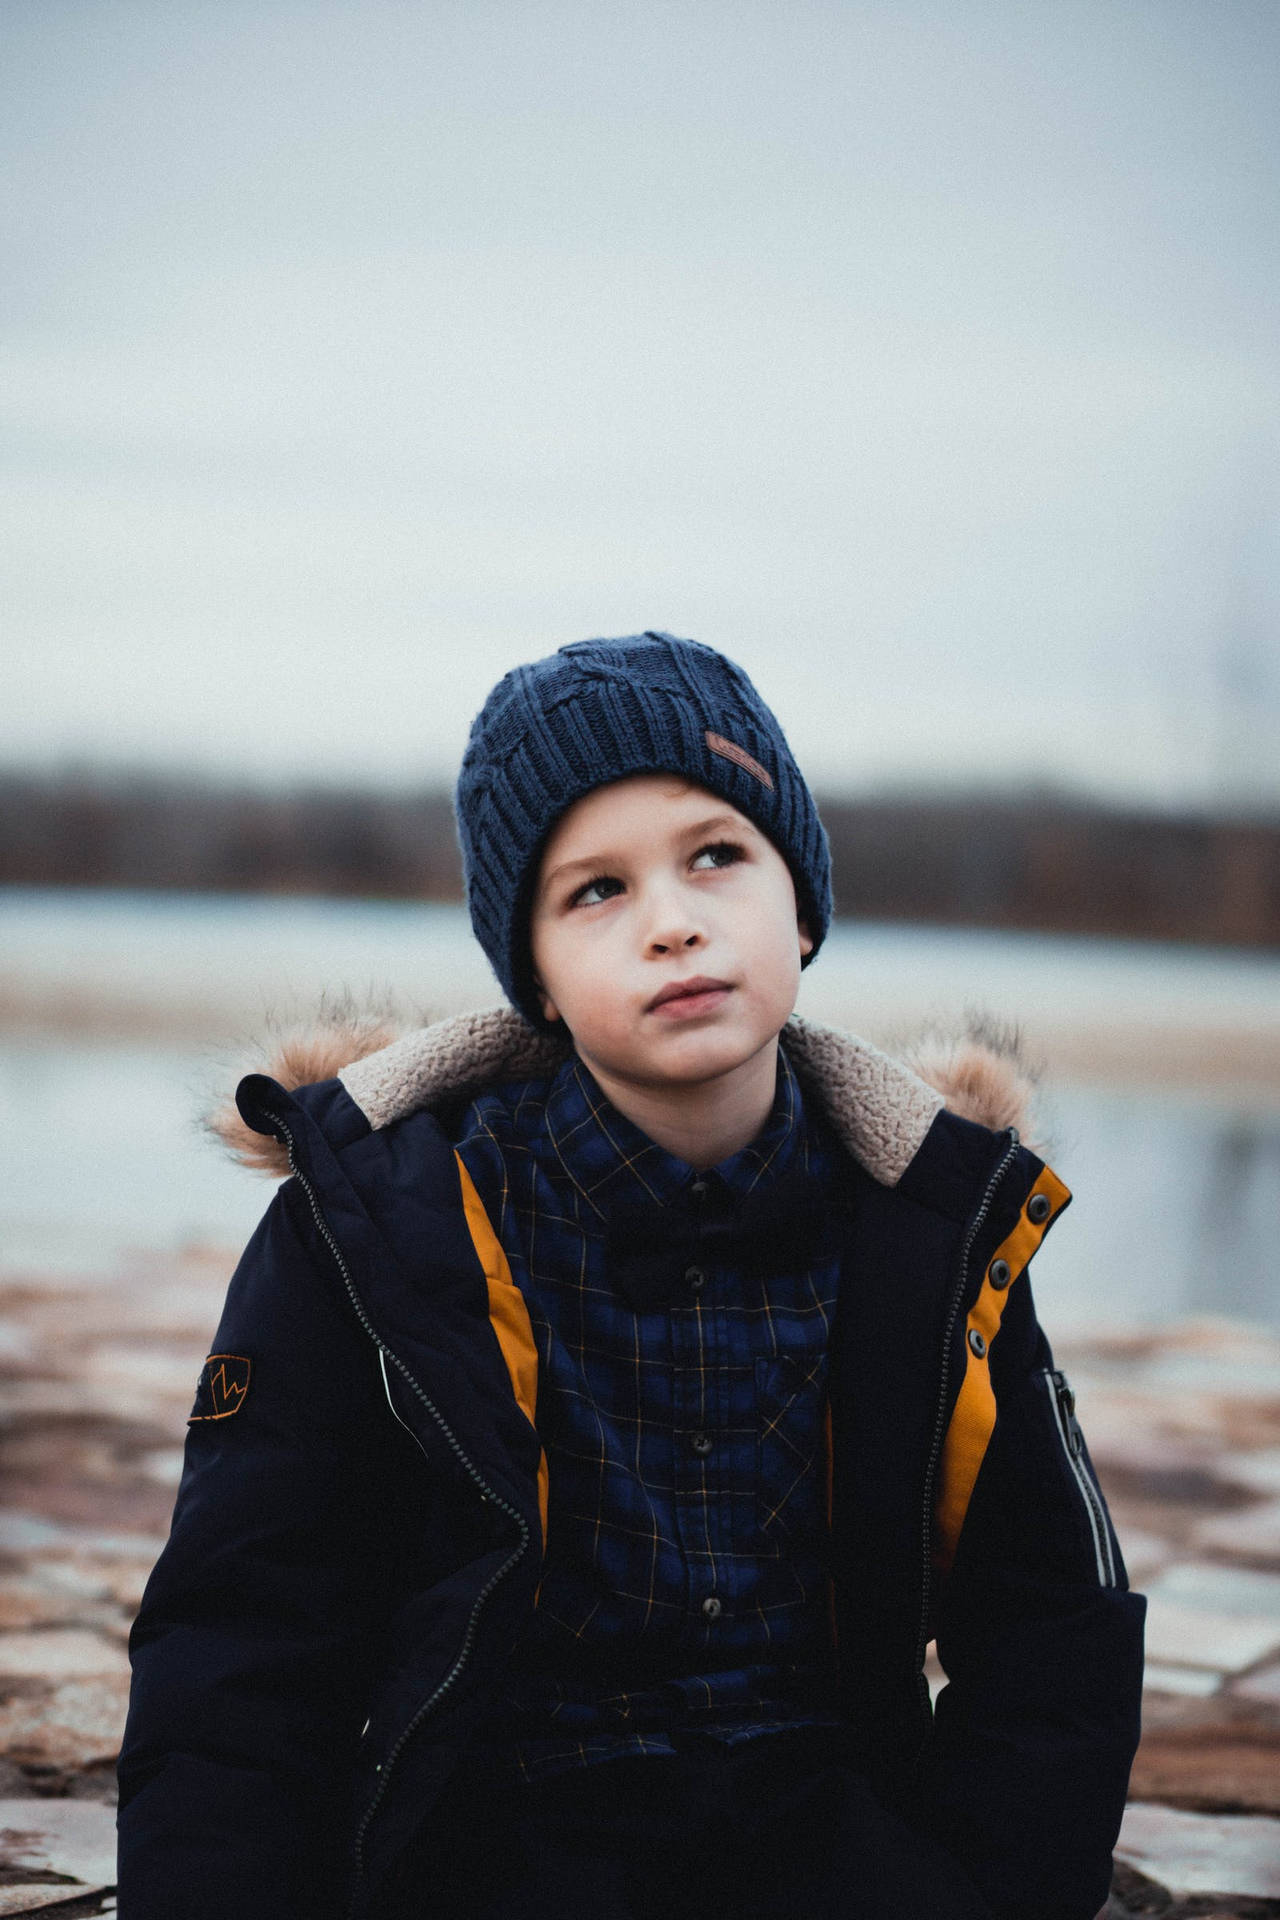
1, 770, 1277, 948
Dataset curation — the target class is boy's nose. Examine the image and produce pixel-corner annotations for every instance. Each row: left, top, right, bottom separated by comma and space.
643, 891, 705, 957
648, 928, 702, 956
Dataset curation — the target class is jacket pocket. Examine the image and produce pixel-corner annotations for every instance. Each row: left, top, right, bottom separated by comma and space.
755, 1353, 828, 1550
1040, 1368, 1118, 1587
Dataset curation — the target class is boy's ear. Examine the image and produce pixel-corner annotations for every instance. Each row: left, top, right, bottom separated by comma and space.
532, 972, 562, 1023
797, 914, 814, 958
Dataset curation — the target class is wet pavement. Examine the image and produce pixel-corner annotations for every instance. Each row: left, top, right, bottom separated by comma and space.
1, 1251, 1278, 1915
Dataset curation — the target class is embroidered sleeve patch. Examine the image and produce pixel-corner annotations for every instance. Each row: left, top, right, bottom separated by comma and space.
189, 1353, 252, 1422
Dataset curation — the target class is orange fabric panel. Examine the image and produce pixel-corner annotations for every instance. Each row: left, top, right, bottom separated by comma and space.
934, 1166, 1071, 1573
454, 1152, 549, 1552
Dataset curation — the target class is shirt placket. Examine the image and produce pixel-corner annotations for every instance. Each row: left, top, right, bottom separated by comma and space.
670, 1172, 731, 1636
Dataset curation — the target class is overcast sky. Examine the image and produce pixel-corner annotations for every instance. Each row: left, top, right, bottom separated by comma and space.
2, 0, 1278, 808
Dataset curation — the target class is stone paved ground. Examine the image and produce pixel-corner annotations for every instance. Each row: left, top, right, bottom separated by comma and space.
1, 1251, 1278, 1916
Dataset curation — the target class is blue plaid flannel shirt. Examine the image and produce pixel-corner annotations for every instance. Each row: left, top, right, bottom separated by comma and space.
455, 1041, 844, 1780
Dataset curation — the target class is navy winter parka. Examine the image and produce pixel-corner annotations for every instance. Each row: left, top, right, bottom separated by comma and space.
117, 1008, 1145, 1920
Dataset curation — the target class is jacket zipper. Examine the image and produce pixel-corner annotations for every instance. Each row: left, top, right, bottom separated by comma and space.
913, 1129, 1021, 1725
270, 1115, 533, 1914
1043, 1367, 1116, 1586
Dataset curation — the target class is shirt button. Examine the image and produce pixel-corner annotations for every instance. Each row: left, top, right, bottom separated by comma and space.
685, 1265, 706, 1292
690, 1179, 709, 1202
691, 1431, 713, 1456
701, 1595, 722, 1619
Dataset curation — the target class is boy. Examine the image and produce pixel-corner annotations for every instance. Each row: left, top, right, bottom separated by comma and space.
118, 632, 1145, 1919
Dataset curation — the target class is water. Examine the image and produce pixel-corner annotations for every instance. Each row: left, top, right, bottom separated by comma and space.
2, 889, 1278, 1330
3, 887, 1279, 1040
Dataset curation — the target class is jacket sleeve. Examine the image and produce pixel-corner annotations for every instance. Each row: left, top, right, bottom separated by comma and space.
917, 1278, 1146, 1920
116, 1180, 428, 1920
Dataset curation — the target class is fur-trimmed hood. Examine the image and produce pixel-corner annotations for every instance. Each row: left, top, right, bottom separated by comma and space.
211, 1004, 1042, 1191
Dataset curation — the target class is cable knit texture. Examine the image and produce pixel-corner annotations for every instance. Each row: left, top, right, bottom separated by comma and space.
453, 632, 832, 1022
209, 1005, 1045, 1190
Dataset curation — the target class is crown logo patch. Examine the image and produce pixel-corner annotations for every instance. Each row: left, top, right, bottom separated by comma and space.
189, 1353, 252, 1423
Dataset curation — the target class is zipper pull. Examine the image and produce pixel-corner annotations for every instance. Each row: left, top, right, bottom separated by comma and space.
1051, 1370, 1084, 1456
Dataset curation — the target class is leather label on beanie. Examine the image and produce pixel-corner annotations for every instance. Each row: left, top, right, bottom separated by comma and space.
705, 731, 774, 790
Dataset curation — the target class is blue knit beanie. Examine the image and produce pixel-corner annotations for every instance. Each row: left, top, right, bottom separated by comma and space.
454, 631, 831, 1024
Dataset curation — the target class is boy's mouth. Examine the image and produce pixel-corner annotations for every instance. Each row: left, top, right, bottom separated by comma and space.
646, 976, 735, 1017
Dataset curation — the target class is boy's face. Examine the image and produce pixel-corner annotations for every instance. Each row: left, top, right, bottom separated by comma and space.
529, 774, 812, 1097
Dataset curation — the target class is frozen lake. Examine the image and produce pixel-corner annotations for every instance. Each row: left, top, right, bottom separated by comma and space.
2, 889, 1278, 1331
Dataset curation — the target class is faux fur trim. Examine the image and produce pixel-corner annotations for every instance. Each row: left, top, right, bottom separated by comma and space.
899, 1014, 1039, 1143
206, 997, 404, 1175
210, 1002, 1042, 1188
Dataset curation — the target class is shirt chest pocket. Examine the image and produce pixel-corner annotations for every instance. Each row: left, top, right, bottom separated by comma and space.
755, 1353, 829, 1548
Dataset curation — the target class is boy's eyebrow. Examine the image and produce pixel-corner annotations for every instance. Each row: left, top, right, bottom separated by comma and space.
680, 812, 757, 843
538, 814, 757, 899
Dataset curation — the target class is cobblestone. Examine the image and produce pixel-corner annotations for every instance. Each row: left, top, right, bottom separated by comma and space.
1, 1253, 1278, 1915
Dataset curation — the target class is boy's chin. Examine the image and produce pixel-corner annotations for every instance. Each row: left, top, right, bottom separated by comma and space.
577, 1028, 785, 1088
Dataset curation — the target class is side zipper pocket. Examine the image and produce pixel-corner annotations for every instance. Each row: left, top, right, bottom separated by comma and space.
1042, 1368, 1117, 1587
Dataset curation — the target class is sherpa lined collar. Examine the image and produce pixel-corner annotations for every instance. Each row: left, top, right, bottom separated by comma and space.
212, 1002, 1044, 1190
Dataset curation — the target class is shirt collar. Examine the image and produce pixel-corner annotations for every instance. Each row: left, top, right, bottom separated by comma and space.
544, 1043, 806, 1225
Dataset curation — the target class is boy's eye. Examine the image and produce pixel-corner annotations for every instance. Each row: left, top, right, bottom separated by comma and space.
691, 840, 744, 871
570, 873, 624, 908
